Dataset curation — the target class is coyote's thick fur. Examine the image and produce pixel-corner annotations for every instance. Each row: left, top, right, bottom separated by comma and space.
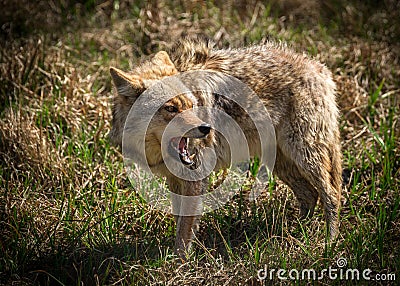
109, 37, 342, 258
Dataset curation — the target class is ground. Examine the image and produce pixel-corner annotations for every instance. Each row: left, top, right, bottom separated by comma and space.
0, 0, 399, 285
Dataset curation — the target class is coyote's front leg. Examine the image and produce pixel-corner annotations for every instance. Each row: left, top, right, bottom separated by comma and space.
174, 215, 201, 259
169, 179, 206, 259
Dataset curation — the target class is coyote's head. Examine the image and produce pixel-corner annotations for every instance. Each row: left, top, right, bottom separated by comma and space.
109, 51, 213, 173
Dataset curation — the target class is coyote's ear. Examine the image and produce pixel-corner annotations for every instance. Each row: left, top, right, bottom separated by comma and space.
110, 67, 144, 98
152, 51, 175, 68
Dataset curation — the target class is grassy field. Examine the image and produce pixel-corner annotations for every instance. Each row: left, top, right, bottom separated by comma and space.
1, 0, 399, 285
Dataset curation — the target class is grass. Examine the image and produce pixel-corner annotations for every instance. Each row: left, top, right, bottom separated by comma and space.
1, 0, 399, 285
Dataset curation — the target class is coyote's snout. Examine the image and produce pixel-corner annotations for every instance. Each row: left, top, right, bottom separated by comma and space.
166, 111, 211, 166
109, 37, 342, 260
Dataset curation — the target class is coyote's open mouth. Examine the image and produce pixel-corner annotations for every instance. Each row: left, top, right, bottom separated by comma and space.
170, 137, 195, 166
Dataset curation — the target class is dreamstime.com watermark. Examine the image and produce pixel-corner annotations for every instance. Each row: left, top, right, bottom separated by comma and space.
257, 258, 396, 282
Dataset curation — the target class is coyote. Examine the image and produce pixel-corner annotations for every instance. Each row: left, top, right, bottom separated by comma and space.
109, 37, 342, 258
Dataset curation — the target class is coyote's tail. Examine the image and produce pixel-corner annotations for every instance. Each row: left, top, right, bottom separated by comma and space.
331, 132, 343, 203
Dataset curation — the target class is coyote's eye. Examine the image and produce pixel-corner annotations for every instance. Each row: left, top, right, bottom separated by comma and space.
165, 106, 179, 113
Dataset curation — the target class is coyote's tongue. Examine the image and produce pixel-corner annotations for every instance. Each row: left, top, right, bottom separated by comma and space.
177, 137, 194, 166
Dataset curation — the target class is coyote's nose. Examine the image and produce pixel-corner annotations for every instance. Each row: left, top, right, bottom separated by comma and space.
198, 124, 211, 135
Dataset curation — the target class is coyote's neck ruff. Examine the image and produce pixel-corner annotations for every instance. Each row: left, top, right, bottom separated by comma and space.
109, 37, 342, 259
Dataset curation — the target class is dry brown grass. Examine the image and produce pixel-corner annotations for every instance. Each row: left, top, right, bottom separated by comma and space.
1, 0, 399, 285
